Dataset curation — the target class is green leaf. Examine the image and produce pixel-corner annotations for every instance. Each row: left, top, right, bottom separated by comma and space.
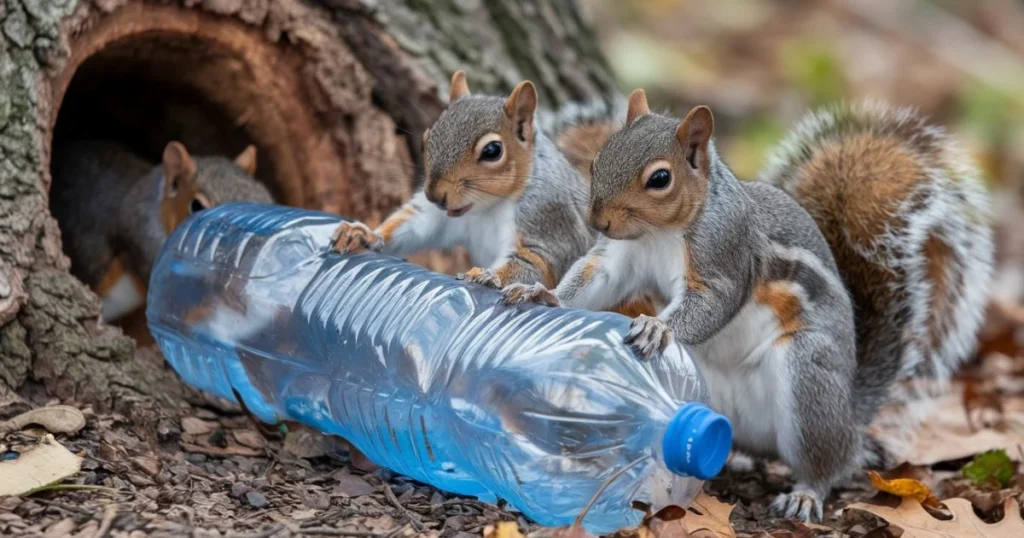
962, 449, 1016, 488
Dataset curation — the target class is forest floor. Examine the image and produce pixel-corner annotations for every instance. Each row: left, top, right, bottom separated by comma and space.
1, 333, 1022, 538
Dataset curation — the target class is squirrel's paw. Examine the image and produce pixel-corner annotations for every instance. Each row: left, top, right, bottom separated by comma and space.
625, 315, 672, 360
331, 222, 383, 254
457, 267, 502, 289
770, 489, 823, 522
501, 283, 560, 307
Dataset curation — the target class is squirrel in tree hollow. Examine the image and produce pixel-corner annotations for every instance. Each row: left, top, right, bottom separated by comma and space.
330, 71, 654, 316
51, 139, 273, 322
503, 92, 994, 521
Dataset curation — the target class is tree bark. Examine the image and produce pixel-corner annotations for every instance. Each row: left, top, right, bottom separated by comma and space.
0, 0, 617, 410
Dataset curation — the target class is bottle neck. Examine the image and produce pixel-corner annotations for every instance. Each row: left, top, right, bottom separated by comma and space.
660, 402, 732, 480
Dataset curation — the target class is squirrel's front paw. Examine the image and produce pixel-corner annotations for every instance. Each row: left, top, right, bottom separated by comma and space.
770, 489, 824, 522
625, 315, 672, 360
501, 283, 560, 307
457, 267, 502, 289
331, 222, 384, 254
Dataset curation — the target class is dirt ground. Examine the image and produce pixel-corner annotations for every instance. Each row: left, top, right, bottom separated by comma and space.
2, 340, 1022, 538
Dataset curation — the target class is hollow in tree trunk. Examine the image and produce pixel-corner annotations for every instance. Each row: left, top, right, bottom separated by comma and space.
0, 0, 617, 411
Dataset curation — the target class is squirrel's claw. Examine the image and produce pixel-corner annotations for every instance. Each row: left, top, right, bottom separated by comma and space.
457, 267, 502, 289
331, 222, 384, 254
625, 315, 671, 360
770, 490, 823, 522
501, 283, 560, 307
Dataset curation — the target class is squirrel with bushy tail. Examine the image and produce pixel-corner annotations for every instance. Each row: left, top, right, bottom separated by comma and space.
507, 90, 994, 520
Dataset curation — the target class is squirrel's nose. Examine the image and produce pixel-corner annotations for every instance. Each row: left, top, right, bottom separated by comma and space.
425, 185, 447, 210
589, 213, 611, 233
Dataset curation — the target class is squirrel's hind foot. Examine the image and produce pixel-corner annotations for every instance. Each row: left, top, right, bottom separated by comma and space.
625, 315, 671, 360
770, 488, 824, 522
501, 283, 559, 307
331, 222, 384, 254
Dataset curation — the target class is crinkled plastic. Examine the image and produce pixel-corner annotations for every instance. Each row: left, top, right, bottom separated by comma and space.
147, 203, 732, 532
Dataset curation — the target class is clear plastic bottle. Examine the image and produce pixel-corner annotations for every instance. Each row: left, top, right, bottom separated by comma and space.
147, 203, 732, 533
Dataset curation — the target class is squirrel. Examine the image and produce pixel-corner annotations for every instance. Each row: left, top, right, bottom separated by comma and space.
330, 71, 655, 316
50, 139, 274, 322
502, 92, 994, 521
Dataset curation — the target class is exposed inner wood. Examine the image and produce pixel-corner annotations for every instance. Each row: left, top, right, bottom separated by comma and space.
49, 3, 349, 209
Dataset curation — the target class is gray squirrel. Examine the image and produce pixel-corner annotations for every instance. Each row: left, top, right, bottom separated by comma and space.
51, 140, 273, 322
503, 91, 994, 521
331, 71, 655, 316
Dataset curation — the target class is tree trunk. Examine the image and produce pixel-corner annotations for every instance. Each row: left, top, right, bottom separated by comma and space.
0, 0, 616, 410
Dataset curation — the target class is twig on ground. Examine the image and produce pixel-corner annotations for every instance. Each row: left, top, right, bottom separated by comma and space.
301, 526, 406, 537
383, 484, 424, 532
31, 497, 93, 516
224, 523, 286, 538
94, 504, 118, 538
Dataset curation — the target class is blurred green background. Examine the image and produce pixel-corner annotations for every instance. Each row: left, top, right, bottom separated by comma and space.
582, 0, 1024, 188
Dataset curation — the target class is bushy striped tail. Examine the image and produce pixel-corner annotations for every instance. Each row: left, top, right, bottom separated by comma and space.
538, 97, 627, 182
757, 101, 995, 427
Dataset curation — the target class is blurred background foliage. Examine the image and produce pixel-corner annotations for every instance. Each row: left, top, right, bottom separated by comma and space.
582, 0, 1024, 188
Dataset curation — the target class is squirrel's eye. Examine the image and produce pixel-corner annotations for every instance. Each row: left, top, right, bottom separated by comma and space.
190, 198, 210, 214
645, 169, 672, 190
479, 141, 503, 162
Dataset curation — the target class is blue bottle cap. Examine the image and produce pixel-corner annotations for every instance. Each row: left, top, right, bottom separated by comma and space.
662, 402, 732, 480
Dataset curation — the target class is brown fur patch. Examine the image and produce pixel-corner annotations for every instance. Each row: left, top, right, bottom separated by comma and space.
95, 258, 148, 298
95, 258, 128, 298
580, 255, 601, 285
924, 232, 957, 348
795, 134, 922, 242
493, 237, 557, 288
557, 123, 616, 181
791, 134, 924, 315
754, 281, 806, 345
612, 297, 658, 317
377, 205, 417, 243
684, 242, 708, 293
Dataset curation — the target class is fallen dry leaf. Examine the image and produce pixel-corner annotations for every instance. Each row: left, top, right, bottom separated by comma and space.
290, 508, 317, 521
846, 497, 1024, 538
964, 378, 1005, 432
180, 417, 215, 436
0, 405, 86, 435
332, 472, 375, 497
942, 477, 1018, 513
486, 521, 525, 538
868, 471, 941, 508
683, 492, 736, 538
647, 506, 690, 538
904, 388, 1024, 466
0, 434, 82, 496
181, 442, 261, 457
528, 525, 596, 538
232, 429, 265, 450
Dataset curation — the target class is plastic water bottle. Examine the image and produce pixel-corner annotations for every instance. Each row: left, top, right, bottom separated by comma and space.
147, 203, 732, 533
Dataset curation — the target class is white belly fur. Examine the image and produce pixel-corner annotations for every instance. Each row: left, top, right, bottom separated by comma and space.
100, 273, 145, 322
462, 201, 517, 268
690, 298, 794, 457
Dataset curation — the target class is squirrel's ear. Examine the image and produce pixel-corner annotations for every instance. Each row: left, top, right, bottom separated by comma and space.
449, 70, 470, 102
504, 80, 538, 143
160, 141, 198, 234
162, 141, 198, 197
676, 106, 714, 172
626, 89, 650, 125
234, 144, 258, 175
